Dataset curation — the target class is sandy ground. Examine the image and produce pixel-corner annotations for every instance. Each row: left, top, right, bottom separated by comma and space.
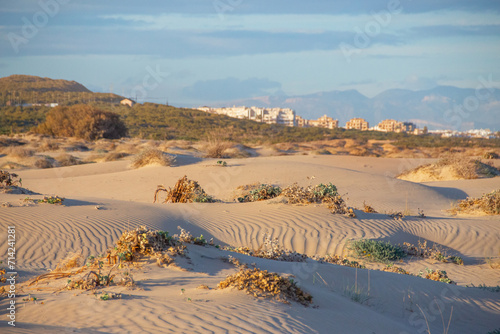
0, 153, 499, 334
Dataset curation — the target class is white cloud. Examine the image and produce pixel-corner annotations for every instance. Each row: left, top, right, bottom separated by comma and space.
100, 11, 500, 33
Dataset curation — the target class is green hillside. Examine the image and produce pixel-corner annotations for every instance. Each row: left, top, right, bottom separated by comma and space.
0, 75, 498, 148
0, 75, 124, 106
0, 75, 91, 93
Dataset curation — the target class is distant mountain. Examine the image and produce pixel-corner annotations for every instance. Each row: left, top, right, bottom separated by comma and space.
209, 86, 500, 131
0, 75, 124, 105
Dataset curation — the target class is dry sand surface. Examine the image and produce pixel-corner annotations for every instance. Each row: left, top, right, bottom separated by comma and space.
1, 152, 499, 334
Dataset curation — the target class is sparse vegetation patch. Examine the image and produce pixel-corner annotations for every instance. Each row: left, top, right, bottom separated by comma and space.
280, 182, 356, 217
398, 154, 500, 181
154, 175, 216, 203
218, 267, 313, 306
450, 189, 500, 215
0, 170, 21, 188
346, 239, 406, 263
222, 233, 307, 262
400, 241, 463, 265
418, 268, 454, 284
237, 184, 282, 202
131, 148, 175, 168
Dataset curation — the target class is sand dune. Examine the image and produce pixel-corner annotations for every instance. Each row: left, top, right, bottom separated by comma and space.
1, 154, 499, 333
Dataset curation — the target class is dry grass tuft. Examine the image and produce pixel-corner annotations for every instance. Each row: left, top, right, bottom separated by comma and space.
64, 142, 89, 152
38, 139, 60, 152
103, 152, 128, 162
114, 142, 140, 154
56, 153, 81, 167
203, 129, 233, 158
154, 175, 215, 203
224, 144, 254, 158
161, 140, 194, 151
131, 148, 175, 168
363, 201, 377, 213
450, 189, 500, 215
54, 252, 83, 272
398, 153, 500, 181
204, 140, 233, 158
5, 146, 35, 159
0, 136, 25, 148
91, 139, 116, 152
34, 156, 55, 169
218, 266, 313, 305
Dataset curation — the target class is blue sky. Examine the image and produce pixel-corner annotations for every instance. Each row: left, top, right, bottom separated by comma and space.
1, 0, 499, 106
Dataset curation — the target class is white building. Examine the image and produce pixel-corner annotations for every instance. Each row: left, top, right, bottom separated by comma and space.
197, 106, 295, 126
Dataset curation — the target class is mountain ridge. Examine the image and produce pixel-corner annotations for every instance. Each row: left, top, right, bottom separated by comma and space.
210, 86, 500, 131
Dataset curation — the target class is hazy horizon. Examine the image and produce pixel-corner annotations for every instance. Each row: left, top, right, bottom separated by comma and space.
1, 0, 499, 130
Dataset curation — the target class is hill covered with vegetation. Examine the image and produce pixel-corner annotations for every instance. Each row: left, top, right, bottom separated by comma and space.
0, 75, 499, 150
0, 75, 124, 106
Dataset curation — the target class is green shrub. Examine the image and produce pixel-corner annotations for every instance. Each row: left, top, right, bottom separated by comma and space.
346, 239, 406, 263
238, 184, 282, 202
310, 183, 338, 201
36, 104, 127, 140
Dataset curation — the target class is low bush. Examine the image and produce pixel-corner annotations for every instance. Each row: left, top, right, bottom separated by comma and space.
418, 268, 454, 284
34, 156, 55, 169
131, 148, 175, 168
218, 267, 312, 306
237, 184, 282, 202
56, 154, 81, 167
36, 104, 128, 140
38, 140, 60, 152
398, 153, 500, 180
346, 239, 406, 263
38, 196, 64, 205
450, 189, 500, 215
204, 140, 233, 158
154, 175, 215, 203
5, 146, 34, 159
103, 152, 128, 162
400, 240, 463, 265
280, 182, 355, 217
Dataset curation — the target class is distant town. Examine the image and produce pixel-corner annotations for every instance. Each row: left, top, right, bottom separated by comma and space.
4, 96, 497, 139
196, 105, 498, 139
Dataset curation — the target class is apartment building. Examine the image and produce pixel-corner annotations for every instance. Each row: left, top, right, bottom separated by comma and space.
345, 118, 369, 130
